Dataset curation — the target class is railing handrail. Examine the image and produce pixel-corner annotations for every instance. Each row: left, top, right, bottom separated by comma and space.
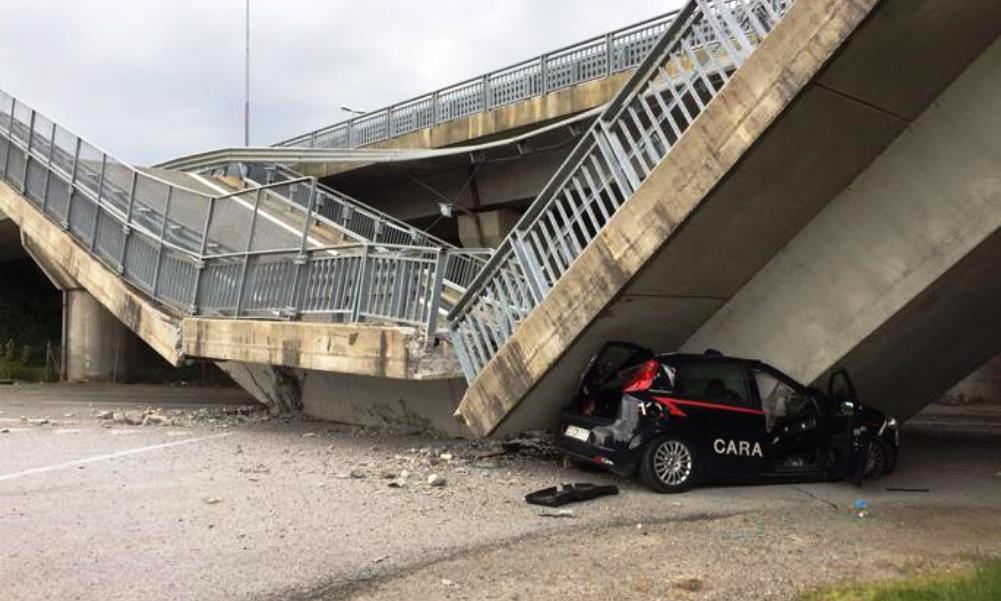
273, 9, 681, 149
0, 90, 471, 340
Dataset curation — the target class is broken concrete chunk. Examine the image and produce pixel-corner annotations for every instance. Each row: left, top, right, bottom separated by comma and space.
201, 496, 223, 505
95, 410, 114, 420
427, 474, 446, 487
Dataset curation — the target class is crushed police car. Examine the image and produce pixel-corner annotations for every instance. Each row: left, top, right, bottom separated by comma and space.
557, 343, 899, 493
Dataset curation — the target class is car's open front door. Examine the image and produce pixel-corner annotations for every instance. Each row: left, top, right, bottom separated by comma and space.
828, 369, 866, 486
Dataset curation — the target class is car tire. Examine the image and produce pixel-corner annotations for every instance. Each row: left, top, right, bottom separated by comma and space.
862, 437, 889, 480
639, 437, 699, 493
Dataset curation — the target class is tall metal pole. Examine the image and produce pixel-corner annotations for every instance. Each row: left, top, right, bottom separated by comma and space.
244, 0, 250, 147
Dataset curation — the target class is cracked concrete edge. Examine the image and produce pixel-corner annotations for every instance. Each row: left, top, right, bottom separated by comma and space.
454, 0, 880, 436
180, 318, 463, 381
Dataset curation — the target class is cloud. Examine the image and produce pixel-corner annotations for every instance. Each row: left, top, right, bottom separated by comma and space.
1, 0, 681, 165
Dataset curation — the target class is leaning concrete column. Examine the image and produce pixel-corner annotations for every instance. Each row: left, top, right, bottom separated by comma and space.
62, 289, 140, 382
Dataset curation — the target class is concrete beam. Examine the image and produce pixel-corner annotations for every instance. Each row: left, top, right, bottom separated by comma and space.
181, 318, 461, 380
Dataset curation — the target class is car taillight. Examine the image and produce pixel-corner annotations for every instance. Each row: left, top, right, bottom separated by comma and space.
623, 359, 660, 393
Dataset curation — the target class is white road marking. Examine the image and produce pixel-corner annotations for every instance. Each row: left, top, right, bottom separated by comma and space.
54, 428, 92, 435
0, 432, 231, 482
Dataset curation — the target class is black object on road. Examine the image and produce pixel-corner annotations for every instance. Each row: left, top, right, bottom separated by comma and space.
525, 483, 619, 507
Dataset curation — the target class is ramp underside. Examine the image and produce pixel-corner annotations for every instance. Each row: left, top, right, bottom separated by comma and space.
456, 0, 1001, 436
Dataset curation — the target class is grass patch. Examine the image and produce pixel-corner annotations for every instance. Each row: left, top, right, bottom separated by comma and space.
802, 560, 1001, 601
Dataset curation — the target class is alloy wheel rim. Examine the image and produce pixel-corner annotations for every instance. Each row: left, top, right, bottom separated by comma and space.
864, 441, 885, 479
653, 440, 692, 486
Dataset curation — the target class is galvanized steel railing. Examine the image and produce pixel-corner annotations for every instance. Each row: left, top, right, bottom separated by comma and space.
275, 11, 680, 149
0, 89, 471, 341
447, 0, 798, 381
204, 161, 492, 293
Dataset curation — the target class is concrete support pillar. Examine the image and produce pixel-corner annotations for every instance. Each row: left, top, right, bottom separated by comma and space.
458, 209, 521, 248
63, 289, 140, 382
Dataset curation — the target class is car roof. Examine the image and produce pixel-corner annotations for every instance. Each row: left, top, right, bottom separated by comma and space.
654, 352, 758, 365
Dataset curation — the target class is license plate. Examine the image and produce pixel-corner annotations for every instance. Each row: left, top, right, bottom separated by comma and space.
564, 425, 590, 442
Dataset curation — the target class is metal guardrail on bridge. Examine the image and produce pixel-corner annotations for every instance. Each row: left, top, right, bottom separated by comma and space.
275, 11, 680, 149
447, 0, 798, 381
0, 90, 472, 342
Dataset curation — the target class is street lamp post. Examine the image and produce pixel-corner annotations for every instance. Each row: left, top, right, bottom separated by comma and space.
244, 0, 250, 147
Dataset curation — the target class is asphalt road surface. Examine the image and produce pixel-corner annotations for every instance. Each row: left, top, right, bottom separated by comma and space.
1, 384, 998, 600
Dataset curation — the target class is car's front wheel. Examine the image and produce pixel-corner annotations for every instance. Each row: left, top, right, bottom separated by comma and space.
862, 437, 890, 480
639, 437, 699, 493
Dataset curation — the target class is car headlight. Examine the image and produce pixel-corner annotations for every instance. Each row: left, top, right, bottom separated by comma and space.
879, 417, 899, 445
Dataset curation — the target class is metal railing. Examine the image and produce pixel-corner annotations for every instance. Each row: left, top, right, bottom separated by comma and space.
447, 0, 798, 381
0, 89, 472, 342
200, 161, 492, 293
275, 11, 681, 149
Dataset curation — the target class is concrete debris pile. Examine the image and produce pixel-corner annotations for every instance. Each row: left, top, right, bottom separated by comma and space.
93, 404, 269, 428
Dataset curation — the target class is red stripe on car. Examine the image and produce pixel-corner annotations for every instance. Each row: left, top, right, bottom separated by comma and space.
652, 396, 764, 416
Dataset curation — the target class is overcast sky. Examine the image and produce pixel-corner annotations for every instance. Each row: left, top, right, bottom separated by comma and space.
1, 0, 684, 165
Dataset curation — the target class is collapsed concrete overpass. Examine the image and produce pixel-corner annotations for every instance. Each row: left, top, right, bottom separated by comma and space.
1, 0, 999, 440
450, 0, 1001, 435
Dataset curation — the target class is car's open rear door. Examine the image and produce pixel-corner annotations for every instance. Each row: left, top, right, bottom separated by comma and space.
828, 369, 866, 485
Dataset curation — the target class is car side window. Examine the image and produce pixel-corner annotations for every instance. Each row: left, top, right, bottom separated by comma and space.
673, 362, 753, 409
754, 368, 816, 432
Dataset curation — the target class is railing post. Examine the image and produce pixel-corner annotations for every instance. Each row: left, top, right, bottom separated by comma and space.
386, 106, 394, 140
350, 244, 373, 322
89, 154, 107, 251
540, 55, 549, 94
0, 97, 14, 181
189, 194, 216, 314
595, 125, 640, 193
449, 321, 477, 381
118, 171, 138, 274
510, 231, 548, 305
346, 119, 354, 148
63, 137, 81, 229
286, 180, 318, 318
423, 247, 448, 349
20, 108, 35, 194
606, 32, 615, 75
431, 91, 439, 126
151, 186, 173, 297
234, 188, 263, 316
481, 74, 491, 111
40, 121, 57, 215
